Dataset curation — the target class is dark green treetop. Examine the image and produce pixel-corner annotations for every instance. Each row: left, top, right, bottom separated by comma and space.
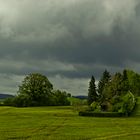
98, 70, 111, 97
88, 76, 97, 105
18, 73, 53, 104
126, 70, 140, 96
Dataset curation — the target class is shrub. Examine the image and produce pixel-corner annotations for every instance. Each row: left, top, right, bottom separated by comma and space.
12, 95, 32, 107
112, 91, 136, 116
90, 102, 101, 112
120, 91, 136, 115
3, 98, 15, 106
52, 90, 70, 106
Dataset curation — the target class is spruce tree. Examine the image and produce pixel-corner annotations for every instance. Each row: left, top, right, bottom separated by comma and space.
88, 76, 97, 105
98, 70, 111, 99
122, 69, 130, 92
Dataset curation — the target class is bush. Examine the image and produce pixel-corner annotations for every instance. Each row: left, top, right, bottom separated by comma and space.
12, 95, 32, 107
90, 102, 101, 112
120, 91, 136, 115
52, 90, 70, 106
112, 91, 136, 115
3, 98, 15, 106
4, 90, 70, 107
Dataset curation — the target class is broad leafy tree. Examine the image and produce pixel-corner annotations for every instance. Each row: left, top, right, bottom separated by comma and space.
18, 73, 53, 106
126, 70, 140, 96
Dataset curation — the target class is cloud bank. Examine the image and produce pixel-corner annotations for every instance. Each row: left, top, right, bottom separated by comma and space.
0, 0, 140, 95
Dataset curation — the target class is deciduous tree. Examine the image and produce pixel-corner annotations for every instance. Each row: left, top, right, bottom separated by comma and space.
18, 73, 53, 106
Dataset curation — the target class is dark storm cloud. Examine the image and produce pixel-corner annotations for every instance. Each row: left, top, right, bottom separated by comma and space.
0, 0, 140, 94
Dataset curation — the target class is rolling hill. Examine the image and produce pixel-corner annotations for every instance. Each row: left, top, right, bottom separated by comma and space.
0, 93, 14, 99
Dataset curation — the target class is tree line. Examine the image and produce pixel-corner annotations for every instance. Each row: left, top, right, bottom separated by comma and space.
88, 69, 138, 115
4, 73, 70, 107
3, 69, 140, 111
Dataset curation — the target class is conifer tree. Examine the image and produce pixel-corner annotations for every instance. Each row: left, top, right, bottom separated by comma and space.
122, 69, 130, 92
88, 76, 97, 105
98, 70, 111, 99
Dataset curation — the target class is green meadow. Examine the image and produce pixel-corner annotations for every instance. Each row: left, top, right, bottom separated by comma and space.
0, 97, 140, 140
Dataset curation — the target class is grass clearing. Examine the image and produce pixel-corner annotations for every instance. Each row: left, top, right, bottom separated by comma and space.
0, 105, 140, 140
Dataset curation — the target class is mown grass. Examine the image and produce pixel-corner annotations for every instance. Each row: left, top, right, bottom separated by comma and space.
0, 98, 140, 140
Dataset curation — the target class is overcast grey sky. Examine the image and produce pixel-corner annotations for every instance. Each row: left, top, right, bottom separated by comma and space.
0, 0, 140, 95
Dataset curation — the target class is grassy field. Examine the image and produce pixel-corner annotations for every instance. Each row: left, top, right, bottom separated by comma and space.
0, 98, 140, 140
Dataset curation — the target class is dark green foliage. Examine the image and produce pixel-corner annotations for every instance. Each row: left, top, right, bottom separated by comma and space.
101, 72, 130, 104
100, 73, 123, 111
102, 73, 127, 101
67, 93, 71, 97
98, 70, 111, 101
118, 92, 136, 115
100, 72, 135, 113
88, 76, 97, 105
112, 91, 136, 115
12, 95, 32, 107
122, 70, 130, 92
16, 73, 53, 107
4, 95, 35, 107
5, 73, 70, 107
126, 70, 140, 96
3, 98, 15, 106
18, 73, 53, 101
79, 111, 124, 117
123, 69, 127, 80
132, 97, 140, 116
90, 102, 101, 112
51, 90, 70, 106
86, 70, 137, 116
11, 91, 70, 107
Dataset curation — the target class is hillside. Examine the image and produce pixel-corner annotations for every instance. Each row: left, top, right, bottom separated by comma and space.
72, 95, 88, 99
0, 94, 14, 99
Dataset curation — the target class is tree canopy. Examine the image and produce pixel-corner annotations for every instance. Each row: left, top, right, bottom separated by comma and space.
90, 70, 137, 115
4, 73, 70, 107
126, 70, 140, 96
18, 73, 53, 99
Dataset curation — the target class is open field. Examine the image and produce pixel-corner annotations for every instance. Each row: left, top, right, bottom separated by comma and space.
0, 98, 140, 140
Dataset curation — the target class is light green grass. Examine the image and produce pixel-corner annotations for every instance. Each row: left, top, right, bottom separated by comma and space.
0, 105, 140, 140
68, 97, 86, 104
